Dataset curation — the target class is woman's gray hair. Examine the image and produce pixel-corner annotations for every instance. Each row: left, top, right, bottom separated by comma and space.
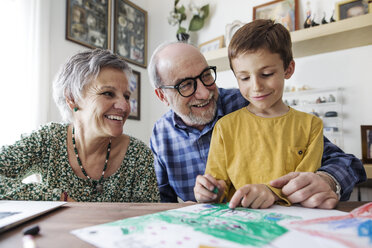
148, 40, 190, 89
53, 49, 132, 122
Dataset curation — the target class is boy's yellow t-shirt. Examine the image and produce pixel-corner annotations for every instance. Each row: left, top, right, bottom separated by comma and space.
205, 107, 324, 205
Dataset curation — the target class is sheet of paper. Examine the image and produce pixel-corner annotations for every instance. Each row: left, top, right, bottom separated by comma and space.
0, 200, 66, 233
71, 203, 371, 248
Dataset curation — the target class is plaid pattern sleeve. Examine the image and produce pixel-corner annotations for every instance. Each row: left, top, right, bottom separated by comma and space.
319, 136, 366, 200
150, 88, 248, 202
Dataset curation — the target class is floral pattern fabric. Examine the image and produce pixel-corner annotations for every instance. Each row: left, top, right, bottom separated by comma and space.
0, 123, 160, 202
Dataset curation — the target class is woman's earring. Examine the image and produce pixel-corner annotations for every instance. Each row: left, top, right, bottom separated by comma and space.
73, 107, 78, 112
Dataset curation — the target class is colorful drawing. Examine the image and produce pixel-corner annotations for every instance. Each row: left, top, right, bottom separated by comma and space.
72, 203, 369, 248
72, 203, 299, 248
287, 202, 372, 248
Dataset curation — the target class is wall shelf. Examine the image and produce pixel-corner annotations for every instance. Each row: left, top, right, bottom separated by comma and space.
204, 13, 372, 72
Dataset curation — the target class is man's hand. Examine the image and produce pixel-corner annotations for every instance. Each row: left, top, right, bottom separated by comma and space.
270, 172, 339, 209
194, 174, 226, 203
229, 184, 278, 209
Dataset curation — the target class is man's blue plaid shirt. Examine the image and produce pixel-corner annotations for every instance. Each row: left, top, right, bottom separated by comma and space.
150, 88, 366, 202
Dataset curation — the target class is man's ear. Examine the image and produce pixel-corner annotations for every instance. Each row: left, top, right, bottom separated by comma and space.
284, 60, 295, 79
155, 88, 170, 106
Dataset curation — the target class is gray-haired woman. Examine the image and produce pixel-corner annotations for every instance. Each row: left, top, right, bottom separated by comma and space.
0, 49, 160, 202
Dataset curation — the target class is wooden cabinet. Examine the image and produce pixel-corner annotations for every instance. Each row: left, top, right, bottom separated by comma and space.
204, 13, 372, 72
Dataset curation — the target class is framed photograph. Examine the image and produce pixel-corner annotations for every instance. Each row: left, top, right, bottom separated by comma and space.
253, 0, 299, 32
361, 125, 372, 163
114, 0, 147, 68
66, 0, 111, 49
336, 0, 369, 20
128, 70, 141, 120
199, 36, 224, 53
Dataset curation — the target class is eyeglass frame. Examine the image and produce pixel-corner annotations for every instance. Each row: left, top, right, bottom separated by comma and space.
158, 66, 217, 97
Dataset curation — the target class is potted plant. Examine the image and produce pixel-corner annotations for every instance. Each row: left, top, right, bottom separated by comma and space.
168, 0, 210, 41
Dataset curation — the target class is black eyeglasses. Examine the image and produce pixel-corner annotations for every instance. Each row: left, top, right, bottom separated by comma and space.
159, 66, 217, 97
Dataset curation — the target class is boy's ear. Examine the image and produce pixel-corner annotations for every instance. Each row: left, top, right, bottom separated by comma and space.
155, 88, 170, 106
284, 60, 295, 79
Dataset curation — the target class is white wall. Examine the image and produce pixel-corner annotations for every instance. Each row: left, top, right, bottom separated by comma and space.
47, 0, 372, 158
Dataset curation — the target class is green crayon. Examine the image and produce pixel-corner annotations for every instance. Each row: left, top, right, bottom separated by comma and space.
212, 187, 219, 194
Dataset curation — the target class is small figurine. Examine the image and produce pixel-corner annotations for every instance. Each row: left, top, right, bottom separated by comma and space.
311, 14, 320, 27
304, 1, 312, 28
320, 96, 327, 103
330, 10, 336, 22
304, 10, 312, 28
321, 12, 328, 24
328, 94, 336, 102
315, 97, 322, 104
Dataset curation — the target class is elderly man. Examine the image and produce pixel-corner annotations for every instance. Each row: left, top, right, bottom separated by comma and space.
148, 41, 366, 208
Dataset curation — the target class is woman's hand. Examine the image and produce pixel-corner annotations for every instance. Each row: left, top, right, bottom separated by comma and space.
229, 184, 278, 209
194, 174, 226, 203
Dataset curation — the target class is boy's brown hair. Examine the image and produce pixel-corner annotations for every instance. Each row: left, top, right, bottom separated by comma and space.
228, 19, 293, 71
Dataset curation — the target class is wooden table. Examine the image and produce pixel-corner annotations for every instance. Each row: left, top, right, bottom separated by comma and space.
0, 201, 368, 248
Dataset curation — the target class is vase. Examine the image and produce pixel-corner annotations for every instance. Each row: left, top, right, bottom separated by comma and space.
176, 33, 190, 42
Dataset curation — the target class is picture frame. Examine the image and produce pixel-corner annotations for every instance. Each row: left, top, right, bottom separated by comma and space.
361, 125, 372, 163
198, 36, 225, 53
114, 0, 147, 68
336, 0, 369, 20
225, 20, 244, 47
128, 70, 141, 120
66, 0, 111, 49
253, 0, 299, 32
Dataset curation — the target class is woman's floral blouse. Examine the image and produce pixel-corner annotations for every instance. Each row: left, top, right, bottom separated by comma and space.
0, 123, 160, 202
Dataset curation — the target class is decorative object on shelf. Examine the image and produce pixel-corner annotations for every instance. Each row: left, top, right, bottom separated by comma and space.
311, 15, 320, 26
304, 11, 312, 28
199, 36, 224, 53
328, 94, 336, 102
322, 12, 328, 24
303, 1, 312, 28
66, 0, 111, 49
114, 0, 147, 68
336, 0, 369, 20
168, 0, 210, 41
361, 125, 372, 163
128, 70, 141, 120
225, 20, 244, 47
325, 111, 338, 117
253, 0, 299, 31
330, 10, 336, 22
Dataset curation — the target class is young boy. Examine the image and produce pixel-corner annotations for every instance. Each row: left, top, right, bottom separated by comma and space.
194, 19, 324, 209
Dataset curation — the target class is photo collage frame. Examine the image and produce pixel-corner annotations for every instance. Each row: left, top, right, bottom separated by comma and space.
66, 0, 147, 120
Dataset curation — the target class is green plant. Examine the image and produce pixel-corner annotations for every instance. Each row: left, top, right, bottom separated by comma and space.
168, 0, 209, 34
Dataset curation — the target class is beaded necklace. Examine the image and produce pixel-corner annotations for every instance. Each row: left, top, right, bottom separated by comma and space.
72, 127, 111, 193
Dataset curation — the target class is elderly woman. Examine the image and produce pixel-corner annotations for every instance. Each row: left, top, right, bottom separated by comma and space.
0, 49, 159, 202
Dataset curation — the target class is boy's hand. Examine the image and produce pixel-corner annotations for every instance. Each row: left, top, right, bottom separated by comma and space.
229, 184, 278, 209
194, 174, 226, 203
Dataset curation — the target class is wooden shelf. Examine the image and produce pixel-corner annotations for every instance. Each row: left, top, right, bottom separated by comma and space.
204, 13, 372, 72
